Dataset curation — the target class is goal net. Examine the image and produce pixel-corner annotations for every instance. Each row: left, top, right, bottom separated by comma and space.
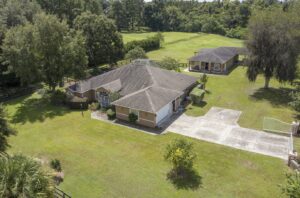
263, 117, 292, 134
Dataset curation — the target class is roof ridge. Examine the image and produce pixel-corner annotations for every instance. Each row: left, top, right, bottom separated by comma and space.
112, 85, 152, 104
145, 88, 156, 112
145, 65, 158, 86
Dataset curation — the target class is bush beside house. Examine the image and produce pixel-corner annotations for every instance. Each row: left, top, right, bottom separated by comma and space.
128, 112, 138, 123
190, 87, 205, 105
107, 109, 116, 120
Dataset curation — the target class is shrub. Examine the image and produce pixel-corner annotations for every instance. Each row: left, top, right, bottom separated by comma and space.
50, 90, 66, 105
89, 102, 100, 111
107, 109, 116, 120
128, 112, 138, 123
282, 172, 300, 198
190, 88, 205, 105
124, 33, 162, 53
50, 159, 62, 172
225, 27, 247, 39
125, 46, 148, 60
164, 139, 196, 174
158, 57, 181, 72
199, 73, 208, 89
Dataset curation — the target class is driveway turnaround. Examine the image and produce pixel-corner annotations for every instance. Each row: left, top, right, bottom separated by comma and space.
167, 107, 290, 160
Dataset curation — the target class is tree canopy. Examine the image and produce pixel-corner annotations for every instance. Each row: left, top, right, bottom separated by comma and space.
74, 12, 124, 67
125, 46, 147, 60
2, 13, 88, 90
0, 154, 54, 197
246, 7, 300, 88
0, 104, 16, 152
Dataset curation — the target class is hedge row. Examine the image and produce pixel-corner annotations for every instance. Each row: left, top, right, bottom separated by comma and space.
125, 34, 161, 53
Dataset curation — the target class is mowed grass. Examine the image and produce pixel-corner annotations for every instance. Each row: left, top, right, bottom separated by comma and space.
185, 67, 297, 130
122, 32, 243, 62
6, 93, 288, 198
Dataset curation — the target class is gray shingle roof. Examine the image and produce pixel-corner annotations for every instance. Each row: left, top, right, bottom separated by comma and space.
69, 60, 197, 113
111, 86, 182, 113
189, 47, 247, 64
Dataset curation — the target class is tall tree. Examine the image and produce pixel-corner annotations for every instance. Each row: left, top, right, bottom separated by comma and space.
0, 0, 41, 28
123, 0, 144, 30
2, 13, 88, 91
74, 12, 124, 67
110, 0, 127, 31
0, 104, 16, 152
0, 154, 54, 197
246, 8, 299, 88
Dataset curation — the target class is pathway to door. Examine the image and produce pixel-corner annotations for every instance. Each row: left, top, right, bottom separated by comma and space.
166, 107, 290, 160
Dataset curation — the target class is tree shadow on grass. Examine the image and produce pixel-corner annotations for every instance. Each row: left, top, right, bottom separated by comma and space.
167, 168, 202, 190
10, 97, 70, 124
250, 87, 294, 107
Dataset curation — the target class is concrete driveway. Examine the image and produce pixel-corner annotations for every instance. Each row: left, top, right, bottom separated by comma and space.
166, 107, 290, 160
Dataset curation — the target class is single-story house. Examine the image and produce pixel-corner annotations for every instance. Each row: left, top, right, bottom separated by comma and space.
188, 47, 247, 74
68, 59, 197, 128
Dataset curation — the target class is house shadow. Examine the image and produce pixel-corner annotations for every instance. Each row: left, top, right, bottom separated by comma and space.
166, 168, 202, 190
250, 87, 294, 107
10, 96, 70, 124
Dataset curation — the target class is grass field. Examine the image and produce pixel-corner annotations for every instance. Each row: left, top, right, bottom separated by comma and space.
185, 68, 297, 130
123, 32, 298, 130
6, 93, 288, 198
122, 32, 243, 62
4, 32, 297, 197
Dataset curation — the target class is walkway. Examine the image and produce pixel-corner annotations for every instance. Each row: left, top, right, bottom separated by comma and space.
166, 107, 290, 160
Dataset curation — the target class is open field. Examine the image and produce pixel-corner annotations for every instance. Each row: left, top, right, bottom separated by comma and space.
6, 93, 288, 198
4, 32, 298, 197
184, 67, 297, 131
123, 32, 298, 130
122, 32, 243, 62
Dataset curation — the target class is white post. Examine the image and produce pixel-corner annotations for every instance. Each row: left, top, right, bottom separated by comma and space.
292, 121, 299, 135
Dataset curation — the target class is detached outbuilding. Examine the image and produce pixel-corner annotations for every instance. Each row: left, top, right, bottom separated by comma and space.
67, 59, 197, 128
188, 47, 247, 74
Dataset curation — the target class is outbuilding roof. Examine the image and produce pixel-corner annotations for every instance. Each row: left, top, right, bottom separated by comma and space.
189, 47, 247, 64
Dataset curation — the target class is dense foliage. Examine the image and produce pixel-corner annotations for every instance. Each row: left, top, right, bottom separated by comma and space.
2, 13, 88, 91
246, 5, 300, 88
0, 104, 16, 152
74, 12, 124, 67
124, 33, 163, 53
110, 0, 287, 38
282, 172, 300, 198
157, 57, 181, 72
0, 154, 54, 197
125, 46, 148, 60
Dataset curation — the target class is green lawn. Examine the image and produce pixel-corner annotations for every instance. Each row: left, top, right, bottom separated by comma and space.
123, 32, 297, 131
4, 32, 297, 197
6, 93, 288, 198
184, 67, 297, 130
122, 32, 243, 62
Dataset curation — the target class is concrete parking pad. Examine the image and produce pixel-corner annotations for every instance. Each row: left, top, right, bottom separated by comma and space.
166, 107, 290, 159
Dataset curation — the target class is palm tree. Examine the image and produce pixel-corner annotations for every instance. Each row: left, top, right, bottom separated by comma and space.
0, 154, 54, 198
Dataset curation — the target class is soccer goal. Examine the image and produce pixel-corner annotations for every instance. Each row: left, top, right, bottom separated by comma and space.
263, 117, 292, 134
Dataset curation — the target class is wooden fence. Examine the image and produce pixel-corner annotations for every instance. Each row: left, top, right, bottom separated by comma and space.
54, 187, 71, 198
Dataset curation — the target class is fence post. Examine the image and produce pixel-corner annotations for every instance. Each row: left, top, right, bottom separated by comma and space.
292, 121, 299, 135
